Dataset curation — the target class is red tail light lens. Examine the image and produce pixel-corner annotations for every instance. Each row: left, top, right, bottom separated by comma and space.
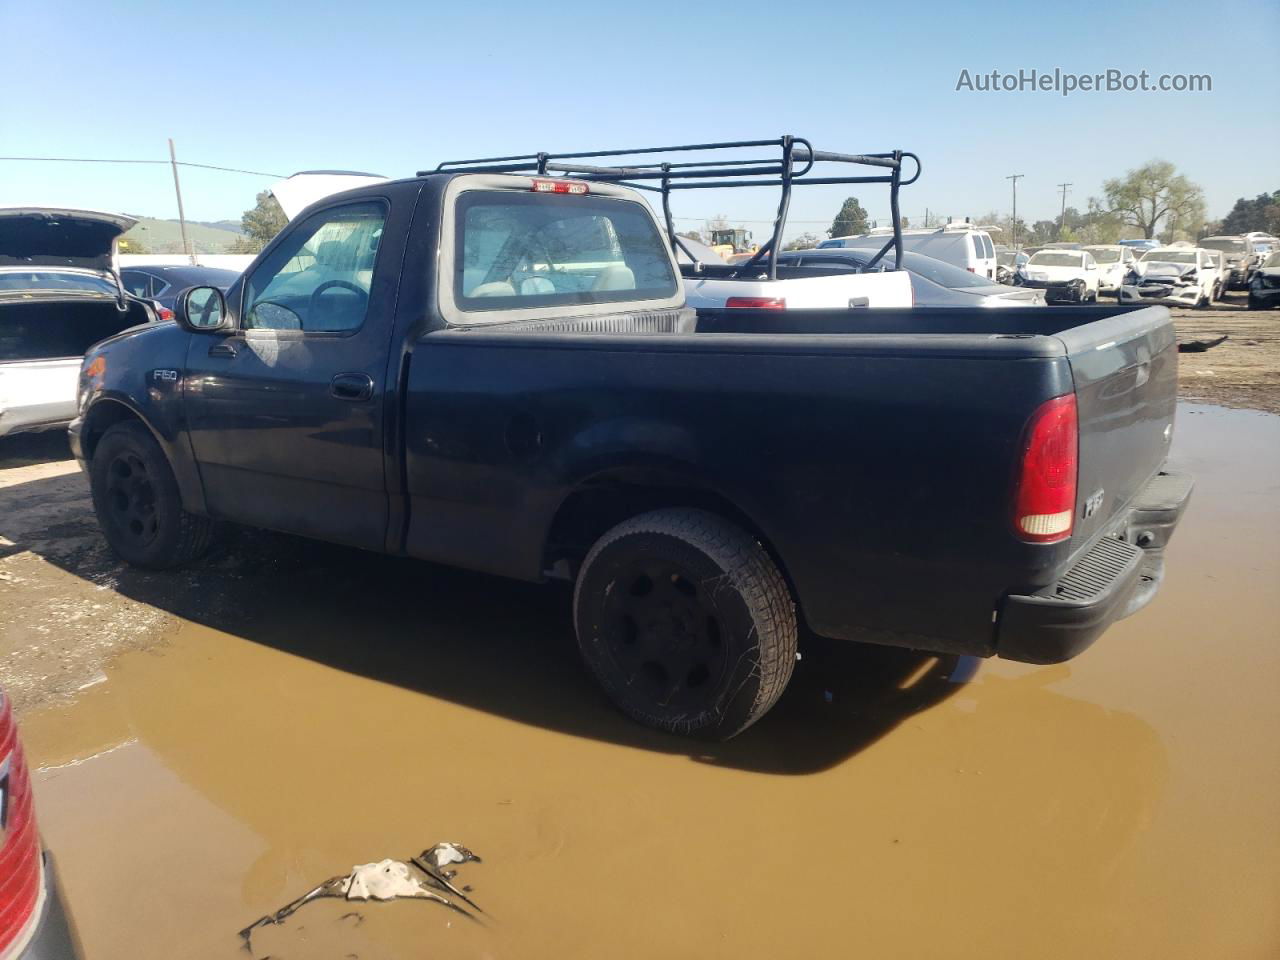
0, 693, 41, 958
156, 306, 174, 322
530, 179, 588, 195
724, 297, 786, 309
1013, 393, 1078, 543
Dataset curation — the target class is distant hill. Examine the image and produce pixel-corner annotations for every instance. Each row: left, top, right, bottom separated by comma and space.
120, 216, 244, 254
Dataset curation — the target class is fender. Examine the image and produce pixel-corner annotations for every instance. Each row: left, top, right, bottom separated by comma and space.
72, 321, 208, 515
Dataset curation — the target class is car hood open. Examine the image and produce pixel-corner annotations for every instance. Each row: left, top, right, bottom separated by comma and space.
269, 171, 389, 221
0, 207, 137, 272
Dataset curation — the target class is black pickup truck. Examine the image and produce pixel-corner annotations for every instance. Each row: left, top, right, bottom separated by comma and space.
70, 141, 1193, 738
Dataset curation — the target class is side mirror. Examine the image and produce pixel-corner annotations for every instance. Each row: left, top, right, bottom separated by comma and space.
175, 286, 231, 332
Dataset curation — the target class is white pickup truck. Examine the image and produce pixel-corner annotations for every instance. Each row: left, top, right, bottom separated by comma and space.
681, 258, 913, 309
1, 208, 155, 438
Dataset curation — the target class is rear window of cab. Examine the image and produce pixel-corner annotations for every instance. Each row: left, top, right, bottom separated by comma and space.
455, 192, 676, 312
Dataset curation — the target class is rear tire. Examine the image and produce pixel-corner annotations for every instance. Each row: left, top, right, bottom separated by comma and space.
573, 508, 796, 739
89, 421, 213, 569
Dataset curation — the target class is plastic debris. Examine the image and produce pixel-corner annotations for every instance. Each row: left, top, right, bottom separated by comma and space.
239, 842, 484, 954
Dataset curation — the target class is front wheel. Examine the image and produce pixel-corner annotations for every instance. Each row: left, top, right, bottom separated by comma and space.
89, 421, 213, 569
573, 508, 797, 739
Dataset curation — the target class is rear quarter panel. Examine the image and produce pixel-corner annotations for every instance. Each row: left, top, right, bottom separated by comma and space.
402, 331, 1075, 654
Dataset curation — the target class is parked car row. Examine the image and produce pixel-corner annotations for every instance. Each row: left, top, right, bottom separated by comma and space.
0, 208, 238, 439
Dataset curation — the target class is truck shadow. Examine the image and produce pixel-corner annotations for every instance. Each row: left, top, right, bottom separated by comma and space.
1, 473, 966, 775
0, 432, 75, 468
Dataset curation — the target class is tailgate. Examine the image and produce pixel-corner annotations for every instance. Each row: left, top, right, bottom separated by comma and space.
1056, 306, 1178, 549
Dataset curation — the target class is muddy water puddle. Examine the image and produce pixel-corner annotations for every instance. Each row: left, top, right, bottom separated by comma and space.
17, 403, 1280, 959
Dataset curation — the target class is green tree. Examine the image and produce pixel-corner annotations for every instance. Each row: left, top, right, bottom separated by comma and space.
1095, 160, 1205, 240
828, 197, 869, 239
236, 190, 287, 253
1220, 190, 1280, 235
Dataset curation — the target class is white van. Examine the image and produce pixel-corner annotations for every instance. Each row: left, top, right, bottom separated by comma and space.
818, 222, 999, 280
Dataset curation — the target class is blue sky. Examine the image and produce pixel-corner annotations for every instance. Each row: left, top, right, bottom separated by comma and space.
2, 0, 1277, 240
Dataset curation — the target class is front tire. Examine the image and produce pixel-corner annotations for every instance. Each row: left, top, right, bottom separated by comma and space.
573, 508, 797, 739
89, 421, 213, 569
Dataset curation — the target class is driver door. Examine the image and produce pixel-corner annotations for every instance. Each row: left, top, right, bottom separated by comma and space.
183, 200, 392, 550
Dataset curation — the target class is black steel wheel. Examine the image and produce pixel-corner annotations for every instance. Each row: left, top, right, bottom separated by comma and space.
574, 508, 796, 739
89, 421, 213, 569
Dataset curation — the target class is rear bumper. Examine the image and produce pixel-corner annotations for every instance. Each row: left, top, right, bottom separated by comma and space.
11, 853, 81, 960
995, 470, 1194, 664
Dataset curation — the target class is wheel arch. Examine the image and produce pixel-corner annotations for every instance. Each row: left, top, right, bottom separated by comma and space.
541, 466, 800, 614
80, 396, 207, 515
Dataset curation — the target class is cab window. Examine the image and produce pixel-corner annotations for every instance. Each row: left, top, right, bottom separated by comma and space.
242, 201, 386, 332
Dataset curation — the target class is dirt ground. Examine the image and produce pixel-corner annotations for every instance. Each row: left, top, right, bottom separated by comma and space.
0, 348, 1278, 957
1170, 290, 1280, 414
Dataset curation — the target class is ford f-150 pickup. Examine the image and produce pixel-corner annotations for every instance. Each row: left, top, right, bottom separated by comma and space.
70, 139, 1193, 738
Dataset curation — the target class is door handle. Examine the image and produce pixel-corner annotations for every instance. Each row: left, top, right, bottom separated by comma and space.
330, 373, 374, 402
208, 341, 238, 358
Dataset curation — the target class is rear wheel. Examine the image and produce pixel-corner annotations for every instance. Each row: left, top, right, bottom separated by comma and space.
90, 421, 213, 569
573, 508, 796, 739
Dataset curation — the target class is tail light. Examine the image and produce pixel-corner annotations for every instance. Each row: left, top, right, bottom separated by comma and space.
0, 693, 42, 958
1013, 394, 1078, 543
530, 179, 588, 195
155, 306, 174, 322
724, 297, 785, 309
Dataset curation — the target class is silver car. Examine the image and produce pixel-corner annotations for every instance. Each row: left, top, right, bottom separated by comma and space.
776, 248, 1046, 306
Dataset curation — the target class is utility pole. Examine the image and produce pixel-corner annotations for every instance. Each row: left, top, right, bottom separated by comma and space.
1005, 174, 1024, 248
168, 138, 192, 262
1057, 182, 1072, 238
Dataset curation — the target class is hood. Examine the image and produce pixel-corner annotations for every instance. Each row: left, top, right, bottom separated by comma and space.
269, 171, 388, 220
0, 207, 136, 272
1024, 262, 1086, 281
1137, 260, 1196, 281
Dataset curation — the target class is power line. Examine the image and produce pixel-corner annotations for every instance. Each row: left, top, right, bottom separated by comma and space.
0, 155, 285, 178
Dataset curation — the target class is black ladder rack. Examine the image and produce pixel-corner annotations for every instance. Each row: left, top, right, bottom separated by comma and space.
426, 136, 921, 280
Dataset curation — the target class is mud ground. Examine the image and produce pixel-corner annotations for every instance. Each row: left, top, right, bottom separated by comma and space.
1170, 290, 1280, 414
1, 400, 1278, 957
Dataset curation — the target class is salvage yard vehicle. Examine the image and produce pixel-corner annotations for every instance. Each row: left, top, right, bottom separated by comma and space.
1199, 235, 1259, 289
119, 264, 240, 317
1017, 249, 1101, 303
772, 248, 1045, 307
1, 208, 156, 438
819, 221, 999, 280
996, 249, 1029, 285
1083, 244, 1138, 296
71, 137, 1193, 739
1120, 247, 1218, 308
1248, 250, 1280, 309
0, 688, 82, 958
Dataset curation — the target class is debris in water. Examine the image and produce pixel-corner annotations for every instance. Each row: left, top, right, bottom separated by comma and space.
238, 842, 484, 953
1178, 335, 1228, 353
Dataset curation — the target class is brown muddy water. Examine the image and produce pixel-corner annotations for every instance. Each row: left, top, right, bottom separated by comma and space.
10, 403, 1280, 959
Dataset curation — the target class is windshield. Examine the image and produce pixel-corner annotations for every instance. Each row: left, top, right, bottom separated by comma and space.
1264, 252, 1280, 268
1028, 252, 1084, 267
1200, 238, 1245, 252
0, 270, 116, 295
456, 192, 676, 313
1084, 248, 1121, 263
1141, 251, 1196, 264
